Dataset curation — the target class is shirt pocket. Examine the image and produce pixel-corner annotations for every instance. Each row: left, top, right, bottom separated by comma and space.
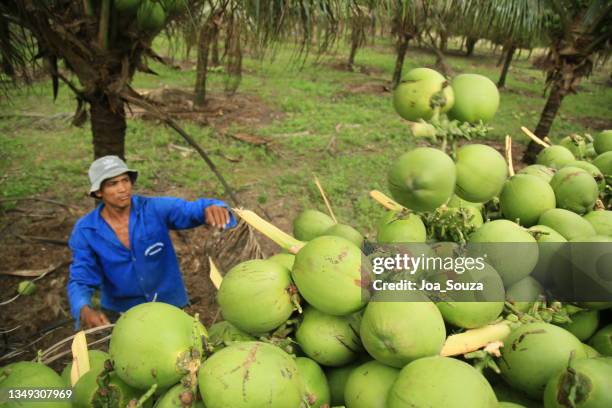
140, 232, 166, 263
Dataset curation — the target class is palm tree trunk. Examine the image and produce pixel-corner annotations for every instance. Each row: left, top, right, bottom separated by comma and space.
211, 26, 220, 66
90, 95, 126, 159
465, 37, 477, 56
347, 28, 360, 69
523, 82, 566, 163
392, 35, 410, 88
194, 21, 213, 107
535, 82, 565, 138
439, 31, 448, 53
497, 43, 516, 88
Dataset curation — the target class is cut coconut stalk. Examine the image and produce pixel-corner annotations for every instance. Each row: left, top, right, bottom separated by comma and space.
314, 175, 338, 223
209, 257, 223, 290
233, 209, 305, 253
521, 126, 550, 148
505, 135, 515, 176
440, 321, 512, 357
70, 330, 90, 386
369, 190, 407, 212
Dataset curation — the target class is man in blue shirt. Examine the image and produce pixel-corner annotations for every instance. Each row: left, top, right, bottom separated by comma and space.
67, 155, 236, 328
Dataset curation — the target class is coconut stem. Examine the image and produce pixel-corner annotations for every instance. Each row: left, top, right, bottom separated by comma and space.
233, 209, 304, 253
368, 190, 406, 212
440, 322, 512, 357
313, 175, 338, 223
521, 126, 550, 148
407, 121, 437, 138
134, 384, 158, 408
505, 135, 515, 176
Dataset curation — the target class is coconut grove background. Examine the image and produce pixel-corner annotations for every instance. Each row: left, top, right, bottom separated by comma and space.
0, 1, 611, 407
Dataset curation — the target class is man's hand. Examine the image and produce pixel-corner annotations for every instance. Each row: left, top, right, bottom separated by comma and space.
80, 305, 110, 329
205, 205, 230, 229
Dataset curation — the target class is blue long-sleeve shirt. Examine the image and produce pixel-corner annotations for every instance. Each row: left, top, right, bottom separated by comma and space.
67, 195, 236, 327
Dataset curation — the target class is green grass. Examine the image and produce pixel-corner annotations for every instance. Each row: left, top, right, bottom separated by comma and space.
1, 37, 611, 236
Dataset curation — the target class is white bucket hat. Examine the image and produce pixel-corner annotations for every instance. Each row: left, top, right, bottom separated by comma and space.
88, 155, 138, 196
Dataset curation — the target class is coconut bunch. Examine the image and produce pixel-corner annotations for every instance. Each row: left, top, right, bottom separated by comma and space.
393, 67, 499, 154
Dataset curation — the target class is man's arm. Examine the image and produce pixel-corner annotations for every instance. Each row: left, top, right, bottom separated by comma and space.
67, 228, 108, 329
152, 197, 237, 230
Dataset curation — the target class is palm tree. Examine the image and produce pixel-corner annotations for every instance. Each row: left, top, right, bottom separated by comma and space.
0, 0, 197, 159
446, 0, 548, 88
525, 0, 612, 162
450, 0, 611, 162
345, 0, 374, 70
192, 0, 342, 107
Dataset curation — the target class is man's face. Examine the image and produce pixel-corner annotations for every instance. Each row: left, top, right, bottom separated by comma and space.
95, 173, 133, 209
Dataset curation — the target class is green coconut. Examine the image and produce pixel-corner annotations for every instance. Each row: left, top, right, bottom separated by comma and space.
388, 147, 456, 211
569, 235, 612, 305
468, 220, 539, 286
17, 280, 36, 295
295, 357, 330, 408
61, 349, 110, 386
518, 164, 556, 183
153, 384, 204, 408
267, 253, 295, 270
392, 67, 454, 121
293, 209, 335, 241
499, 322, 587, 399
589, 324, 612, 356
560, 310, 600, 341
455, 144, 508, 203
579, 302, 612, 310
583, 210, 612, 236
207, 321, 255, 348
543, 357, 612, 408
447, 194, 484, 209
326, 363, 361, 406
137, 0, 166, 32
585, 144, 598, 159
435, 262, 505, 329
295, 307, 363, 367
360, 292, 446, 368
493, 381, 542, 408
563, 161, 606, 192
550, 167, 599, 214
376, 210, 426, 243
591, 151, 612, 183
115, 0, 141, 14
218, 259, 295, 334
528, 224, 568, 286
536, 146, 576, 170
198, 342, 305, 408
73, 369, 140, 408
538, 209, 596, 241
499, 403, 527, 408
500, 174, 556, 227
559, 135, 588, 159
448, 73, 500, 123
506, 276, 545, 313
593, 129, 612, 154
0, 362, 71, 408
344, 360, 400, 408
109, 302, 203, 389
387, 356, 498, 408
583, 343, 601, 358
323, 223, 364, 248
292, 235, 369, 316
